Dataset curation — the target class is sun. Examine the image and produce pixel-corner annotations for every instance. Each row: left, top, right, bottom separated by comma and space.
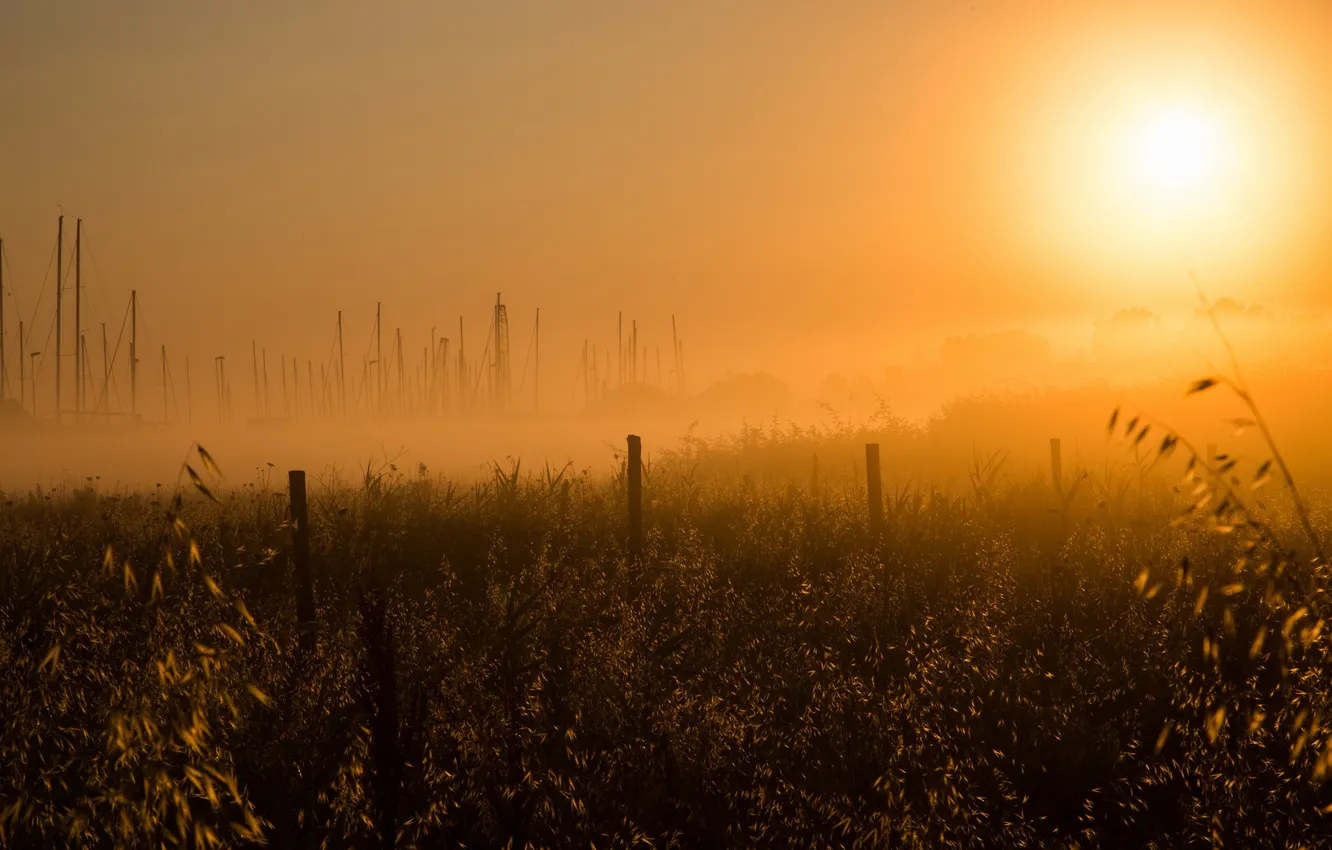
1008, 39, 1317, 291
1131, 108, 1223, 194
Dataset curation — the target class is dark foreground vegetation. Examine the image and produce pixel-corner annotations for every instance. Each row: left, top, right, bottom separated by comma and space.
2, 425, 1331, 848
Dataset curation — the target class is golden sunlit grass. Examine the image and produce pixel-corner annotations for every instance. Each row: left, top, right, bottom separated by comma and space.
1, 379, 1331, 846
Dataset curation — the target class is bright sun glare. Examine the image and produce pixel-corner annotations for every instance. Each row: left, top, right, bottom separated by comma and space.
1132, 108, 1222, 193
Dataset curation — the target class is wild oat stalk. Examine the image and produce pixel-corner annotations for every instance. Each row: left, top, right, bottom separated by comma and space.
1187, 274, 1325, 565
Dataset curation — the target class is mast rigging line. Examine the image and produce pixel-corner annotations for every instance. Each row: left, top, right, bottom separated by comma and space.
79, 228, 118, 320
30, 306, 58, 385
323, 318, 341, 375
361, 313, 378, 360
343, 311, 383, 415
350, 313, 380, 414
469, 318, 495, 407
88, 298, 133, 415
165, 351, 181, 423
135, 299, 158, 355
516, 310, 537, 396
0, 241, 19, 394
29, 230, 65, 383
0, 240, 18, 307
20, 238, 58, 332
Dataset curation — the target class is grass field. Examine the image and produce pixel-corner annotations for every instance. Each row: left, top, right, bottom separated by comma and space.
2, 414, 1330, 847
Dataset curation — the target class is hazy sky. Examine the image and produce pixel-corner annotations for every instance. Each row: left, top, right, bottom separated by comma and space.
3, 0, 1331, 395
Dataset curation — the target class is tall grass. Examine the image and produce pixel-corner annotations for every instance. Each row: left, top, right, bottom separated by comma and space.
0, 421, 1329, 846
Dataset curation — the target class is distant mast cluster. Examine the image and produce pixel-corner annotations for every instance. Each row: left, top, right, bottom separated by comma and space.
0, 218, 690, 427
0, 215, 145, 425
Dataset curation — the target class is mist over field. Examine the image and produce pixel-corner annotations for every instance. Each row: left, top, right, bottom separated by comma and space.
4, 295, 1332, 491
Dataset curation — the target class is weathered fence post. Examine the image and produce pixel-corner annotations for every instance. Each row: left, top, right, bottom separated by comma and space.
627, 435, 643, 557
1050, 438, 1063, 498
289, 470, 317, 655
810, 453, 820, 499
865, 443, 883, 535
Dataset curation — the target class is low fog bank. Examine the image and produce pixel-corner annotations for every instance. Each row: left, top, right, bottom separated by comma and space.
0, 413, 701, 492
674, 367, 1332, 494
4, 362, 1331, 495
5, 299, 1331, 492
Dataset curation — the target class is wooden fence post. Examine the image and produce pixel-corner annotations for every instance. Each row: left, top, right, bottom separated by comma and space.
1050, 438, 1063, 498
289, 470, 317, 655
865, 443, 883, 535
810, 453, 820, 499
627, 435, 642, 557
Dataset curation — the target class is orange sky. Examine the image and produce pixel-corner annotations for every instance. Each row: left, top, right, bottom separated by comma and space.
2, 0, 1330, 399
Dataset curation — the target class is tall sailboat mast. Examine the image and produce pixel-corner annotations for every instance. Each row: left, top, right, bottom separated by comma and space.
75, 218, 82, 419
337, 310, 346, 417
55, 215, 63, 422
0, 237, 6, 402
130, 289, 138, 421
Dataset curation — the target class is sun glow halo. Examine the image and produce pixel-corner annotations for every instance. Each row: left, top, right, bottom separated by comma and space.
1132, 108, 1223, 194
